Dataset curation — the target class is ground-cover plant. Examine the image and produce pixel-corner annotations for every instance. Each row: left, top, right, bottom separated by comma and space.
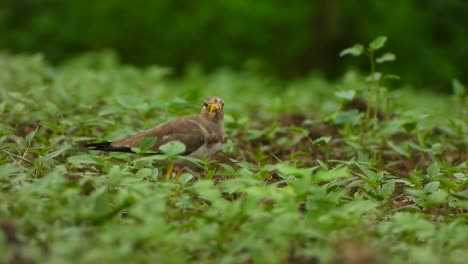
0, 51, 467, 263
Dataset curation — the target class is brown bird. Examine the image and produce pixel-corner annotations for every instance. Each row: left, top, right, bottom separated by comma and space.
86, 96, 225, 179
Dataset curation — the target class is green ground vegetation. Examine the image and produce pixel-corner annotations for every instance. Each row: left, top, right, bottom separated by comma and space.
0, 48, 467, 263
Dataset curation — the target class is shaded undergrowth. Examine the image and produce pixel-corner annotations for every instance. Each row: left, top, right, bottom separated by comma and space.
0, 52, 467, 264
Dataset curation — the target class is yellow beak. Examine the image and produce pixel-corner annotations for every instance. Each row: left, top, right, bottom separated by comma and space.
208, 103, 223, 113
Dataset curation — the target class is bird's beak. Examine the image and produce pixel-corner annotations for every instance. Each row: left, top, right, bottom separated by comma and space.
208, 103, 223, 113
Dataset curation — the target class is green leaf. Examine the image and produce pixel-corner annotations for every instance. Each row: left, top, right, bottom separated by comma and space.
427, 190, 448, 206
136, 168, 153, 178
134, 154, 169, 163
178, 173, 194, 185
390, 212, 435, 239
357, 165, 383, 182
339, 44, 364, 57
92, 188, 109, 215
369, 36, 387, 51
159, 141, 186, 156
453, 172, 466, 181
383, 74, 401, 81
402, 121, 417, 132
0, 124, 15, 136
0, 165, 24, 179
333, 110, 363, 126
379, 180, 395, 198
452, 79, 465, 97
108, 165, 124, 186
116, 96, 145, 109
275, 163, 313, 178
335, 90, 356, 100
387, 141, 410, 158
0, 101, 6, 114
315, 168, 351, 182
423, 181, 440, 193
193, 180, 221, 202
376, 52, 396, 63
430, 143, 443, 155
138, 137, 157, 150
314, 136, 332, 146
98, 106, 125, 116
427, 162, 440, 179
366, 72, 382, 82
40, 145, 70, 163
68, 154, 98, 165
453, 189, 468, 199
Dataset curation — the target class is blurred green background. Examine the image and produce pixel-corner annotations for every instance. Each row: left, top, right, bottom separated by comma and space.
1, 0, 467, 92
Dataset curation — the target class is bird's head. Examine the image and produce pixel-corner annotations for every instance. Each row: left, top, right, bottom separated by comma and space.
201, 96, 224, 122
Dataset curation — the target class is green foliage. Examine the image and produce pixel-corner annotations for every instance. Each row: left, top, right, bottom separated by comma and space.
339, 44, 364, 57
1, 0, 467, 89
0, 52, 467, 263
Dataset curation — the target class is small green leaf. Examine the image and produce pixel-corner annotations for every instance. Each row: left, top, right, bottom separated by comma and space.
134, 154, 168, 163
193, 180, 221, 202
275, 163, 313, 178
108, 166, 124, 186
314, 136, 332, 146
0, 101, 6, 114
131, 137, 156, 154
452, 79, 465, 97
40, 146, 70, 162
366, 72, 382, 82
379, 180, 395, 198
136, 168, 153, 178
453, 172, 466, 181
159, 141, 186, 156
178, 173, 194, 185
427, 190, 448, 206
116, 96, 146, 109
0, 124, 15, 136
453, 189, 468, 199
387, 141, 410, 158
339, 44, 364, 57
369, 36, 387, 51
335, 90, 356, 100
430, 143, 443, 155
427, 162, 440, 179
316, 160, 328, 169
91, 188, 109, 215
138, 137, 157, 150
402, 121, 417, 132
423, 181, 440, 193
0, 165, 24, 179
333, 110, 363, 126
383, 74, 401, 81
68, 154, 97, 165
99, 106, 124, 116
376, 52, 396, 63
315, 168, 351, 182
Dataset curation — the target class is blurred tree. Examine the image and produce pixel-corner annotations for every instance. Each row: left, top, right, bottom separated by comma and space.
340, 0, 468, 90
0, 0, 466, 91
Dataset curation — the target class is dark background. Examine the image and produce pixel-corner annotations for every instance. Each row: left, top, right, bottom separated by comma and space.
1, 0, 467, 92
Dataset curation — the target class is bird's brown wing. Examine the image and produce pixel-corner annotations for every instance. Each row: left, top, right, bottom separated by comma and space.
110, 116, 205, 155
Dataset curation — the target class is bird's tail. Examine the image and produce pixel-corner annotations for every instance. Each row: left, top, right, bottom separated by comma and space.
85, 142, 134, 153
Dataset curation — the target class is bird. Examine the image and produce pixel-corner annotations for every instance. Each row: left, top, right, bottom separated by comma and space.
86, 96, 225, 180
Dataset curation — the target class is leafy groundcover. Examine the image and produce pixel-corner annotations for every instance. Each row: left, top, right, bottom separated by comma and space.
0, 51, 467, 263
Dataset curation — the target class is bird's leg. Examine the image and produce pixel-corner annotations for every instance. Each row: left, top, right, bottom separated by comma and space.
175, 168, 183, 182
166, 163, 175, 181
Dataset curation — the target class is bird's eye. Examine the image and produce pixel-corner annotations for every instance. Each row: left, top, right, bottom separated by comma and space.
203, 102, 208, 107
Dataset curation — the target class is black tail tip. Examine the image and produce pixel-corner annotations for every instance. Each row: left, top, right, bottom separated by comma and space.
84, 142, 133, 153
85, 142, 112, 150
